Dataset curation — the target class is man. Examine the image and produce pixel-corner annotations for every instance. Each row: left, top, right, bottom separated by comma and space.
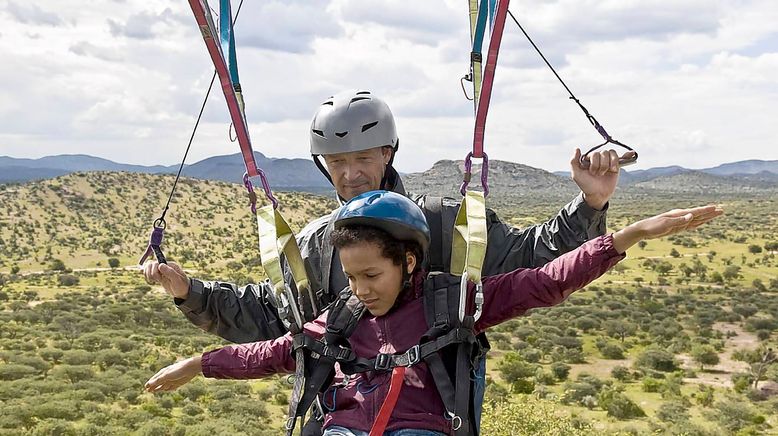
143, 89, 622, 430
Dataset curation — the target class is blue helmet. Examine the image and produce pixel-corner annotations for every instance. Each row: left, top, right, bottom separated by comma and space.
333, 190, 430, 253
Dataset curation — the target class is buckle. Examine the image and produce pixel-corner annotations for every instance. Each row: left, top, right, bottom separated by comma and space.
375, 354, 391, 371
405, 345, 420, 366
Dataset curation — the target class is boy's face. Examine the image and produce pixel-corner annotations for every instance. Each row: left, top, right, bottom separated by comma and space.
339, 241, 415, 316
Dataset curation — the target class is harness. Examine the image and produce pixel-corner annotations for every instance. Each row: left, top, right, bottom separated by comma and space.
289, 273, 484, 436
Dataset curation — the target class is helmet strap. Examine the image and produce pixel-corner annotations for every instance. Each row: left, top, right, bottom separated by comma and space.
313, 155, 335, 186
380, 141, 399, 190
400, 243, 413, 290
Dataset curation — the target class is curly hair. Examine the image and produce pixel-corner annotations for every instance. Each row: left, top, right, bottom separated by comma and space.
331, 225, 422, 272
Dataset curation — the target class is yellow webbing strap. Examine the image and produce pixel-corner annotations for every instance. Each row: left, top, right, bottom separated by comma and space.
256, 204, 310, 326
450, 190, 487, 283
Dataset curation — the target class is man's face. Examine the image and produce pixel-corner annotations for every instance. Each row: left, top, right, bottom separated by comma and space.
322, 147, 393, 201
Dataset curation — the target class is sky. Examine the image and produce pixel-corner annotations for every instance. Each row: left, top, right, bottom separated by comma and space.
0, 0, 776, 173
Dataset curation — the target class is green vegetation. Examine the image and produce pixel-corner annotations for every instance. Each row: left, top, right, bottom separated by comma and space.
1, 172, 777, 435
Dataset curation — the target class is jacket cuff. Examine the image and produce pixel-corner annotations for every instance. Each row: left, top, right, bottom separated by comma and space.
200, 350, 216, 378
599, 233, 626, 260
175, 279, 206, 315
576, 192, 609, 219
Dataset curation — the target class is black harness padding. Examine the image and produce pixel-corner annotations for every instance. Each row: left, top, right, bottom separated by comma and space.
288, 273, 482, 435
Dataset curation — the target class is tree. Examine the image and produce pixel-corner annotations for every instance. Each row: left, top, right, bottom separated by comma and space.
748, 244, 763, 254
635, 348, 677, 372
598, 387, 645, 420
601, 344, 625, 360
58, 274, 79, 287
48, 259, 67, 271
740, 347, 777, 390
0, 364, 38, 381
670, 248, 681, 258
108, 258, 120, 269
604, 320, 637, 343
611, 366, 631, 382
550, 362, 570, 381
723, 265, 741, 281
496, 352, 537, 384
638, 240, 647, 250
691, 344, 720, 371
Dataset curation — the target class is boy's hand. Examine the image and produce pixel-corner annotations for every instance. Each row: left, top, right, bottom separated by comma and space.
613, 205, 723, 253
145, 356, 202, 393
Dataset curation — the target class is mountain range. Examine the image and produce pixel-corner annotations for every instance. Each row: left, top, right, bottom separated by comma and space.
0, 153, 331, 191
2, 153, 777, 196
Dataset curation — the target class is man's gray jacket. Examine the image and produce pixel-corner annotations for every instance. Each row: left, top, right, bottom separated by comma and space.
176, 174, 607, 344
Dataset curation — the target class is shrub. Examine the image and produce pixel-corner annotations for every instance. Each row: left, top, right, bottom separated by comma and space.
550, 362, 570, 381
611, 366, 631, 382
598, 388, 645, 420
601, 344, 625, 360
642, 377, 662, 393
635, 347, 677, 372
0, 364, 38, 381
481, 397, 592, 435
58, 274, 79, 287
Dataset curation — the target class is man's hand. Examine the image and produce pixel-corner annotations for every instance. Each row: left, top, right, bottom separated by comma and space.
570, 148, 620, 210
613, 205, 723, 254
145, 356, 202, 392
142, 261, 190, 300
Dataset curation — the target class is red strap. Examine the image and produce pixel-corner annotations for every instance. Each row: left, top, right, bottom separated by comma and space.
472, 0, 510, 158
369, 367, 407, 436
187, 0, 259, 177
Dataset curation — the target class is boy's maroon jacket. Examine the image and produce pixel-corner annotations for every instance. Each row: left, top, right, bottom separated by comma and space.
201, 234, 624, 434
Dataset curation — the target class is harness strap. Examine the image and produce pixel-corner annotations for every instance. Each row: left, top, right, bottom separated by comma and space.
187, 0, 258, 177
472, 0, 510, 158
466, 0, 489, 108
450, 190, 487, 322
285, 347, 308, 436
369, 366, 407, 436
257, 205, 310, 330
423, 196, 446, 272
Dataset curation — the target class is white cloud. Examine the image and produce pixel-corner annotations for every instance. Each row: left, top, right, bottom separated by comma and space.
0, 0, 776, 174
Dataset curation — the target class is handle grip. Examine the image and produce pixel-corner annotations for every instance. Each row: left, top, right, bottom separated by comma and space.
579, 150, 638, 170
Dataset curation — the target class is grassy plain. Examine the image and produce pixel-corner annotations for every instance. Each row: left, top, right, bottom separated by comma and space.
0, 173, 776, 435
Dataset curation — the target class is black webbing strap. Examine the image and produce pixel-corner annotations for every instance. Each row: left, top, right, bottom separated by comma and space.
320, 217, 337, 300
285, 290, 365, 434
424, 196, 446, 272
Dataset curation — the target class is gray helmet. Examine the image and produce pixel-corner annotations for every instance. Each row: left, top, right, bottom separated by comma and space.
310, 90, 398, 155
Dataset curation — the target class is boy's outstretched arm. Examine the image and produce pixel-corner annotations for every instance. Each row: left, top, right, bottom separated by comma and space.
475, 205, 723, 332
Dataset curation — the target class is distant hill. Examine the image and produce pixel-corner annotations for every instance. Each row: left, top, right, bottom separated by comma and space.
404, 159, 579, 201
407, 159, 778, 201
629, 170, 778, 194
4, 154, 777, 196
705, 159, 778, 176
0, 153, 331, 192
555, 160, 778, 186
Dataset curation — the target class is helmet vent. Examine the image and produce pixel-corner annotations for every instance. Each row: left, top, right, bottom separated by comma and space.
349, 97, 370, 104
356, 91, 371, 95
335, 131, 349, 138
361, 121, 378, 132
322, 101, 334, 106
312, 129, 326, 138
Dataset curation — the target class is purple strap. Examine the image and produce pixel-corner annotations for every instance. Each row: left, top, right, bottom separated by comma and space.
138, 224, 165, 265
459, 152, 490, 197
